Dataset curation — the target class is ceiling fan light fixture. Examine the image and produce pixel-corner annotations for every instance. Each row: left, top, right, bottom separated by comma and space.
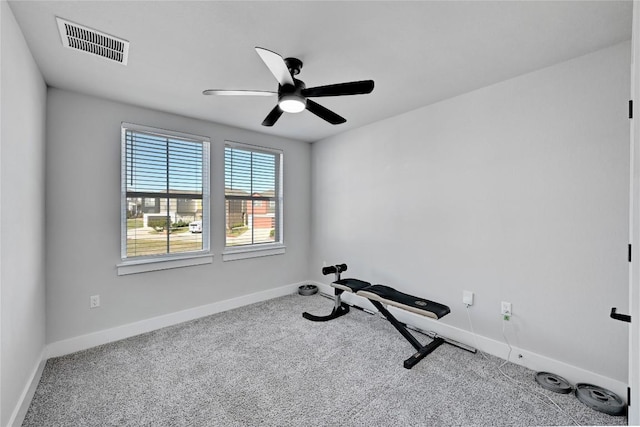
278, 94, 306, 113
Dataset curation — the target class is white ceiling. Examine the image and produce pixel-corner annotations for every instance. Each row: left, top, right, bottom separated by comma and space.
8, 1, 633, 143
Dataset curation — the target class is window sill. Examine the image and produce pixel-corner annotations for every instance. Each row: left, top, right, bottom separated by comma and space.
117, 253, 213, 275
222, 244, 286, 261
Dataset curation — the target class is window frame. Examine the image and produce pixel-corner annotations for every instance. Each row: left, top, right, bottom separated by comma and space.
222, 140, 285, 261
117, 122, 212, 275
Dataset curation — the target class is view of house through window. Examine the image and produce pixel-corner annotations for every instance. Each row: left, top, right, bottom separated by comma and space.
122, 124, 210, 259
225, 143, 282, 247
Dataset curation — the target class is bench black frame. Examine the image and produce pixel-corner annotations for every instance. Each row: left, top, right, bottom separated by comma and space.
369, 300, 445, 369
302, 264, 351, 322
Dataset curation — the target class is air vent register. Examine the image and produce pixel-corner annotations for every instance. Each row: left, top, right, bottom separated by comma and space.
56, 17, 129, 65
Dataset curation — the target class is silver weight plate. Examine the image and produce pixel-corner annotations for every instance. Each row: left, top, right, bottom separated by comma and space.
575, 383, 626, 416
535, 372, 572, 394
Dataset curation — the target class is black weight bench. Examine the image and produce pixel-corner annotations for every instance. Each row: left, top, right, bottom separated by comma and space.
303, 264, 451, 369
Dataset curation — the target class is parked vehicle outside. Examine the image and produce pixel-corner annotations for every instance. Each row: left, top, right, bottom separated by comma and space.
189, 221, 202, 233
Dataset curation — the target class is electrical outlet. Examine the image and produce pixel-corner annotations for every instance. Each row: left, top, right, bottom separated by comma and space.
501, 301, 512, 316
90, 295, 100, 309
463, 290, 474, 306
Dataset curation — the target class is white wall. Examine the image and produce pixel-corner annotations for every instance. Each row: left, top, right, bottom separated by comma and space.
45, 88, 311, 343
0, 1, 47, 425
310, 42, 630, 385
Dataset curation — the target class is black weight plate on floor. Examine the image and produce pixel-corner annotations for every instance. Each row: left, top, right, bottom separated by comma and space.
535, 372, 572, 394
298, 285, 318, 296
575, 383, 626, 416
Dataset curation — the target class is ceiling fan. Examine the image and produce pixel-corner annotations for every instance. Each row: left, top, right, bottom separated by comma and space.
203, 47, 375, 127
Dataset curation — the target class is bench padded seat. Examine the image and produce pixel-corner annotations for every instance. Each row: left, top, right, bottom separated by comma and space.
332, 278, 372, 293
357, 284, 450, 320
332, 280, 450, 320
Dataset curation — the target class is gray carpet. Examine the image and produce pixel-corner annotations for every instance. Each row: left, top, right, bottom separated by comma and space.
23, 294, 627, 426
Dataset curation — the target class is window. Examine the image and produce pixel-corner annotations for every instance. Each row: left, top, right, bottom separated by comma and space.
224, 142, 283, 258
120, 123, 210, 270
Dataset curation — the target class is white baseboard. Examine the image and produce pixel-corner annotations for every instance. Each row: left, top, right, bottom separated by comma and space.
310, 280, 628, 399
7, 349, 47, 427
46, 282, 303, 359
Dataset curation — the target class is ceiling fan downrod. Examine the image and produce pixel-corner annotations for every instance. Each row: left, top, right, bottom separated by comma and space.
284, 57, 303, 76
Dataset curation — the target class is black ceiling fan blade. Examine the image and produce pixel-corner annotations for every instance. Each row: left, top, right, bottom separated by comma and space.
262, 105, 284, 127
255, 47, 295, 87
306, 99, 346, 125
302, 80, 374, 98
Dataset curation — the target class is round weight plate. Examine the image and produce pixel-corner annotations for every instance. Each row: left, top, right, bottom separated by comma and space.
575, 383, 626, 416
298, 284, 318, 296
535, 372, 573, 394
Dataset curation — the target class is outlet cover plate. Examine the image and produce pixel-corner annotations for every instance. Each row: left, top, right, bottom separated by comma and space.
501, 301, 512, 315
463, 291, 474, 306
90, 295, 100, 309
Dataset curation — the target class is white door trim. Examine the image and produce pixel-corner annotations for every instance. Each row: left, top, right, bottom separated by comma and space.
628, 2, 640, 424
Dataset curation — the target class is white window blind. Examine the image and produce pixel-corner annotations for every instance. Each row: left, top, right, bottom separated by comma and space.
121, 123, 210, 260
225, 143, 282, 247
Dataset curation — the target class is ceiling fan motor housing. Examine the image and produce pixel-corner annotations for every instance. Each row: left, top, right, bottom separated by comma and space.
278, 79, 307, 112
